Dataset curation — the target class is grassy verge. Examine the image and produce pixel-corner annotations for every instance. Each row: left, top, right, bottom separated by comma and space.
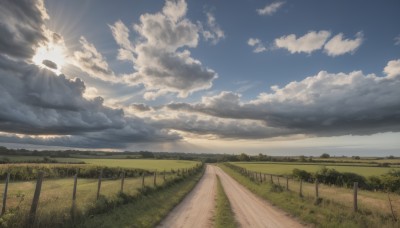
219, 163, 399, 228
214, 176, 237, 228
79, 167, 205, 228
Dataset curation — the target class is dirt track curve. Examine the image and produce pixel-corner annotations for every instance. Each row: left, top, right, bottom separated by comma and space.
158, 165, 306, 228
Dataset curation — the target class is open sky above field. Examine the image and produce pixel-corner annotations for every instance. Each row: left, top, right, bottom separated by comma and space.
0, 0, 399, 155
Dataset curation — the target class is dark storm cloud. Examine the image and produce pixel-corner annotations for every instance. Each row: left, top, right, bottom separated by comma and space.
0, 0, 48, 59
42, 59, 58, 69
0, 55, 180, 145
164, 69, 400, 138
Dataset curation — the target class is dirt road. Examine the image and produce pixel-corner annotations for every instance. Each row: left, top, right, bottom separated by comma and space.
215, 166, 306, 228
158, 165, 305, 228
157, 165, 217, 228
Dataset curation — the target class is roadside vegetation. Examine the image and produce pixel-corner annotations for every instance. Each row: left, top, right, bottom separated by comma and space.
80, 167, 205, 228
220, 163, 400, 227
214, 176, 237, 228
0, 161, 203, 227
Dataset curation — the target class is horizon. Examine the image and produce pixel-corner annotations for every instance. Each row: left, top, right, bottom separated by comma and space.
0, 0, 399, 156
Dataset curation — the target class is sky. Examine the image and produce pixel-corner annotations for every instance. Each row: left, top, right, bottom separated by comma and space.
0, 0, 399, 156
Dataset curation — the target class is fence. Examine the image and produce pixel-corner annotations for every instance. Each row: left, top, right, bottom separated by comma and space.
225, 163, 400, 219
0, 164, 203, 227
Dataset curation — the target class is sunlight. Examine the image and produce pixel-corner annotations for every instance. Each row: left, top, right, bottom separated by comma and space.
32, 41, 67, 75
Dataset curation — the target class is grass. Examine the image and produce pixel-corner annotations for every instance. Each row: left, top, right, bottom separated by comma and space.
214, 176, 237, 228
232, 162, 399, 177
77, 159, 200, 170
0, 159, 202, 227
219, 163, 399, 228
0, 173, 177, 227
79, 168, 205, 227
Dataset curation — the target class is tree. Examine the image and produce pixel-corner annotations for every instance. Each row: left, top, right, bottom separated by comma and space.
237, 153, 250, 161
320, 153, 330, 158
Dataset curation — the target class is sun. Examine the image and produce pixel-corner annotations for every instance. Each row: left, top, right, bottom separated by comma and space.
32, 34, 68, 75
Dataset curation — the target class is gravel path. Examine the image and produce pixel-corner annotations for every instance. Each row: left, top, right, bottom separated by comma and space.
157, 165, 217, 228
158, 165, 306, 228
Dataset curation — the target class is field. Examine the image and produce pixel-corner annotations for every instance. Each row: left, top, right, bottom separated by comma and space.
220, 163, 400, 227
0, 158, 202, 227
79, 158, 199, 170
231, 162, 399, 177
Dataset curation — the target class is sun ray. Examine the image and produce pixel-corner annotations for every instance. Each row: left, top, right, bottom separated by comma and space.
32, 32, 68, 75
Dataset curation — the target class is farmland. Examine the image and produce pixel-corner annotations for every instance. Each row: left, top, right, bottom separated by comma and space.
220, 163, 400, 227
79, 159, 199, 170
0, 158, 203, 227
231, 161, 400, 177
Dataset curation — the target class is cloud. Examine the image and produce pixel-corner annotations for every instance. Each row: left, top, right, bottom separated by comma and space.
384, 59, 400, 78
73, 36, 116, 81
164, 60, 400, 138
0, 0, 48, 59
0, 0, 180, 148
324, 32, 363, 56
395, 35, 400, 46
200, 12, 225, 45
257, 2, 285, 16
248, 38, 267, 53
109, 20, 135, 62
109, 0, 217, 99
275, 30, 331, 54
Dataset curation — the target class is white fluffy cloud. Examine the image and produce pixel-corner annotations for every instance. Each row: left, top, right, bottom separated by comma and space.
200, 12, 225, 45
163, 59, 400, 138
73, 37, 116, 81
324, 32, 363, 56
384, 59, 400, 78
109, 20, 135, 62
248, 38, 267, 53
257, 2, 285, 16
110, 0, 218, 99
275, 30, 331, 54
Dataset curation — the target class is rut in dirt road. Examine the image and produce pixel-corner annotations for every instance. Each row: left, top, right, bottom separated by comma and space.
215, 166, 306, 228
157, 165, 217, 228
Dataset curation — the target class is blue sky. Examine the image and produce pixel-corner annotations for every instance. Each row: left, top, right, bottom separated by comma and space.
0, 0, 399, 155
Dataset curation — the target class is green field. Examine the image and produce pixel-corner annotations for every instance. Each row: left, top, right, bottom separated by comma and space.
231, 162, 399, 177
79, 159, 199, 170
0, 159, 202, 227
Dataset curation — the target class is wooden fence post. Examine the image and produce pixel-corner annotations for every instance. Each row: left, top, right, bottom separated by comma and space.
286, 176, 289, 191
141, 172, 145, 190
353, 182, 358, 212
277, 177, 281, 186
315, 179, 319, 198
153, 171, 157, 187
72, 173, 78, 200
163, 170, 166, 181
96, 170, 103, 200
270, 175, 273, 184
28, 171, 44, 225
259, 172, 262, 183
1, 173, 10, 215
120, 172, 125, 193
299, 179, 303, 197
71, 173, 78, 221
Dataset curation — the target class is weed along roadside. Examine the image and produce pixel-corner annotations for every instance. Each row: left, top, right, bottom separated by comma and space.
0, 162, 204, 227
220, 163, 400, 227
214, 175, 238, 228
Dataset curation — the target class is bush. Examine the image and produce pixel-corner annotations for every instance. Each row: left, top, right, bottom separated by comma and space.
292, 168, 312, 180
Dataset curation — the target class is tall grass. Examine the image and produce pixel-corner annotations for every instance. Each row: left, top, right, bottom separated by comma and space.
214, 176, 237, 228
0, 164, 203, 227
